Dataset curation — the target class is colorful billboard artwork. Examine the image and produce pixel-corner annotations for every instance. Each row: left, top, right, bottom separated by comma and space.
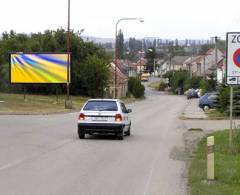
10, 53, 70, 83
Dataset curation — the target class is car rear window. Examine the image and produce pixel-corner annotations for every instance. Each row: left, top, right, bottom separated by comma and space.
83, 101, 118, 111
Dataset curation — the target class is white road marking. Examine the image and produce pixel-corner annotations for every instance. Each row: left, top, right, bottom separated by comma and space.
143, 155, 159, 195
0, 159, 24, 171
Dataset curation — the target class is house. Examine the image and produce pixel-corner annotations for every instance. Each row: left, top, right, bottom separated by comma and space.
160, 56, 190, 75
216, 54, 225, 84
108, 62, 128, 98
128, 62, 138, 77
136, 58, 147, 73
189, 48, 223, 77
170, 56, 190, 71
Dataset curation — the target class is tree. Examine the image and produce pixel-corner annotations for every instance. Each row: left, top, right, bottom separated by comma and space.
145, 47, 157, 72
168, 45, 185, 56
198, 44, 215, 55
0, 29, 110, 97
72, 55, 110, 97
116, 29, 124, 59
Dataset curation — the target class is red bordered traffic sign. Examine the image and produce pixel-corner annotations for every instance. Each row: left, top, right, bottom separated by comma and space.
233, 48, 240, 68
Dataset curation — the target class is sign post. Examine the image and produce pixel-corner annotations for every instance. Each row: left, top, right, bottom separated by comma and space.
226, 32, 240, 148
230, 86, 233, 149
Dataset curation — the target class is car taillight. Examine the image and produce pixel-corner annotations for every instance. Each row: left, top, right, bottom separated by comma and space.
79, 113, 85, 120
115, 114, 122, 122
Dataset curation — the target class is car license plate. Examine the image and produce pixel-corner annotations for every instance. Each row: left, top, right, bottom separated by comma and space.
92, 117, 108, 121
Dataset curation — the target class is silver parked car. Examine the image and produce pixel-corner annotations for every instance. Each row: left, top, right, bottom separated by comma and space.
77, 99, 132, 140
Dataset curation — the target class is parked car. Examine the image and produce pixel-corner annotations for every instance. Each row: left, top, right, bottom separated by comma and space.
77, 99, 132, 140
186, 88, 199, 99
199, 92, 218, 111
175, 87, 184, 95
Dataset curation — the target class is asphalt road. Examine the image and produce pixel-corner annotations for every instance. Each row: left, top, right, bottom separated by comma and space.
0, 78, 187, 195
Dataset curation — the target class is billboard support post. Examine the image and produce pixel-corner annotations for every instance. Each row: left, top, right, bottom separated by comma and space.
56, 85, 59, 103
23, 85, 26, 101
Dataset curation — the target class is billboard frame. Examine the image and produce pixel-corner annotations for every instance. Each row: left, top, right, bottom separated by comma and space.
9, 52, 71, 84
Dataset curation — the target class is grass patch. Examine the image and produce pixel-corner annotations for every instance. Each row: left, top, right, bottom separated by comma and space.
188, 130, 240, 195
0, 93, 88, 114
206, 109, 228, 120
0, 93, 140, 114
148, 81, 160, 90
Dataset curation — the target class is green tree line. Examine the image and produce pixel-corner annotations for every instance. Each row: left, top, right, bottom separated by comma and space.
0, 29, 110, 97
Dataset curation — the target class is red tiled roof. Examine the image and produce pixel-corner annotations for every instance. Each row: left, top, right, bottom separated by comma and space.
136, 58, 147, 66
109, 63, 128, 84
192, 55, 204, 64
217, 58, 224, 67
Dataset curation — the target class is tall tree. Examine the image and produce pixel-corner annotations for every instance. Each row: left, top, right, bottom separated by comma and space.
116, 29, 124, 59
145, 47, 157, 73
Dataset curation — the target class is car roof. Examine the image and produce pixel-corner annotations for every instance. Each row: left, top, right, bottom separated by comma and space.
87, 99, 121, 102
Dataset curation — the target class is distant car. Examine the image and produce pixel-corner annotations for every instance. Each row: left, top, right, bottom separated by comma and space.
77, 99, 132, 140
186, 89, 199, 99
199, 92, 218, 111
141, 73, 149, 81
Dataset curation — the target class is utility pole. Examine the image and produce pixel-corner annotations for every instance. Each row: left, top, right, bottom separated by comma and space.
65, 0, 72, 109
203, 55, 206, 80
211, 36, 220, 70
214, 36, 218, 69
140, 39, 144, 75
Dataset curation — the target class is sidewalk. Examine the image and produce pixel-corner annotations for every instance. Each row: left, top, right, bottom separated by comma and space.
181, 97, 240, 131
182, 98, 207, 120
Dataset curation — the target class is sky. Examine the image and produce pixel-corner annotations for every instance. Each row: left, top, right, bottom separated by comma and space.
1, 0, 240, 40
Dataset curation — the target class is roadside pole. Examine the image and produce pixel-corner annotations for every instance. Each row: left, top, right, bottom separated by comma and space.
229, 86, 233, 149
207, 136, 214, 181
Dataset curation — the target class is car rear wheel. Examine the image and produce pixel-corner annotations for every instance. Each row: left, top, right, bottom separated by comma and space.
78, 129, 85, 139
117, 130, 124, 140
125, 124, 131, 136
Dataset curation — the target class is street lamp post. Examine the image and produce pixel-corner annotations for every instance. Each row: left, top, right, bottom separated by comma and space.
114, 17, 144, 98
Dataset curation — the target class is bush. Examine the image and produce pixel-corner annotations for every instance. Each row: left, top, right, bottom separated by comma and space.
199, 74, 217, 94
158, 81, 167, 91
184, 76, 203, 91
217, 86, 230, 113
128, 77, 145, 98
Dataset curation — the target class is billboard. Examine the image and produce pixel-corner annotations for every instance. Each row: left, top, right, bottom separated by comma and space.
10, 53, 70, 83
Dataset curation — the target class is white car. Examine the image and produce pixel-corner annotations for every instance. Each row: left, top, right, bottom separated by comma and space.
77, 99, 132, 140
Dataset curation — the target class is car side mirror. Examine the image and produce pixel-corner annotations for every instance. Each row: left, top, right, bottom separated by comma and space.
127, 109, 132, 113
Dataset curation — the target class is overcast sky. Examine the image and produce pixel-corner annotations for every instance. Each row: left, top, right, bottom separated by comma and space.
1, 0, 240, 40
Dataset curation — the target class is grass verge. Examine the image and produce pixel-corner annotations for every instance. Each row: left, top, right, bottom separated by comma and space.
0, 93, 88, 114
0, 93, 140, 115
206, 109, 228, 120
188, 130, 240, 195
148, 81, 160, 90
